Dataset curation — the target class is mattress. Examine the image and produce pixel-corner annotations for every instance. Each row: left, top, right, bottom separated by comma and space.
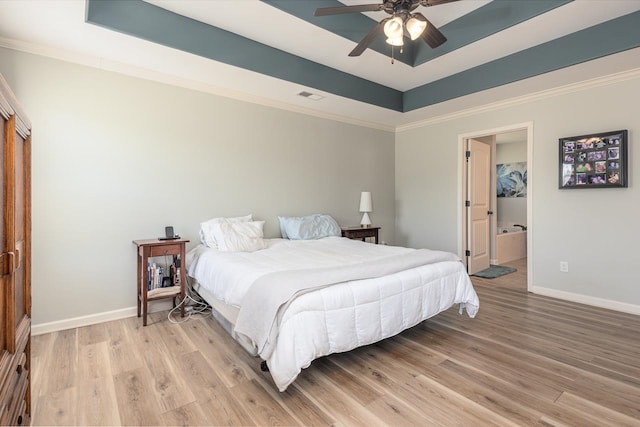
187, 237, 479, 391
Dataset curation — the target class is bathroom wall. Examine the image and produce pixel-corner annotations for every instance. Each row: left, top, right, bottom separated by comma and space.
496, 141, 527, 227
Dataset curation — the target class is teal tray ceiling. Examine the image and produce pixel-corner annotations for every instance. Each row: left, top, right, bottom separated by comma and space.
86, 0, 640, 113
264, 0, 573, 67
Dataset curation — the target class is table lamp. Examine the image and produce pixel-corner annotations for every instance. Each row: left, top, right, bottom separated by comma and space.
359, 191, 372, 228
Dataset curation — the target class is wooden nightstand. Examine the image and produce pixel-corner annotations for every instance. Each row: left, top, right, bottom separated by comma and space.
133, 238, 189, 326
341, 226, 380, 244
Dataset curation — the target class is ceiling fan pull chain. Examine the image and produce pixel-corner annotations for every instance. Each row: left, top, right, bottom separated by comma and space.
391, 45, 395, 64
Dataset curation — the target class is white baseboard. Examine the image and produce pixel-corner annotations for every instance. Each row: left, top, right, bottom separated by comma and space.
531, 286, 640, 316
33, 287, 638, 335
32, 301, 174, 336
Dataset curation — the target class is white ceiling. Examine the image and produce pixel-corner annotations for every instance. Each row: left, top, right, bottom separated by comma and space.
0, 0, 639, 130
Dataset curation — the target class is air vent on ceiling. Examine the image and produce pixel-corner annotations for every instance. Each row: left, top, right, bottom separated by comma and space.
297, 91, 324, 101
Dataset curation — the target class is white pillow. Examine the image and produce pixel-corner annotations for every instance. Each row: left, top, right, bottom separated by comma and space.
199, 214, 252, 248
282, 214, 341, 240
210, 221, 267, 252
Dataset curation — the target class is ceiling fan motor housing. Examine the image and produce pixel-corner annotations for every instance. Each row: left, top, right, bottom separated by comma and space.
383, 0, 422, 16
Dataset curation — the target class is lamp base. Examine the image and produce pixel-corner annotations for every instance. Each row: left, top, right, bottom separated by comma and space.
360, 212, 371, 228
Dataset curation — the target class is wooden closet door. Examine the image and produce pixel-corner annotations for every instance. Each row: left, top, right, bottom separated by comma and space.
12, 119, 30, 329
4, 114, 31, 345
0, 111, 5, 354
0, 74, 32, 426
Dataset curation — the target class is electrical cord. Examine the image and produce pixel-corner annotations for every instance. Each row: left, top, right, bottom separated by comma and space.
184, 275, 209, 304
167, 275, 212, 324
167, 294, 211, 324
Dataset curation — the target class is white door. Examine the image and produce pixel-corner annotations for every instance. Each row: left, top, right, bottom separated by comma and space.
467, 138, 491, 274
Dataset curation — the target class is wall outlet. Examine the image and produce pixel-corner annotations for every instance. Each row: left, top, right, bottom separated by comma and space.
560, 261, 569, 273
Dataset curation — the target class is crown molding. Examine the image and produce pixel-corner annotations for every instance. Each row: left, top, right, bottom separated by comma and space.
0, 37, 396, 132
396, 66, 640, 132
3, 36, 639, 135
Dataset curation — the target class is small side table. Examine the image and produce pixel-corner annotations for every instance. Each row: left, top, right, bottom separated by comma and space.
341, 226, 380, 244
133, 238, 190, 326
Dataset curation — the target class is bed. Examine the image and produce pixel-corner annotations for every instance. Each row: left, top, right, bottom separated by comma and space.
186, 221, 479, 392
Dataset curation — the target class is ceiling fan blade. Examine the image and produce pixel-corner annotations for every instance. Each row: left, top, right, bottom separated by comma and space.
421, 0, 460, 6
349, 18, 388, 57
414, 13, 447, 48
314, 4, 384, 16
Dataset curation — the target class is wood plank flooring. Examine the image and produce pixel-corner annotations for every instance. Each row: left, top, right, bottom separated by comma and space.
471, 258, 528, 290
31, 259, 640, 426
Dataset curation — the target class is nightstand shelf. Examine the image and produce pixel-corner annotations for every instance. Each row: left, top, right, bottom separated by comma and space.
147, 285, 181, 299
133, 238, 189, 326
341, 226, 380, 244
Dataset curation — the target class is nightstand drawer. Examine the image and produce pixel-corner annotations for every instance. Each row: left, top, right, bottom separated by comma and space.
343, 229, 375, 239
341, 226, 380, 244
149, 244, 180, 257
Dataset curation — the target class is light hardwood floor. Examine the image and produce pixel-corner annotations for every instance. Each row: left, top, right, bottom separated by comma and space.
32, 261, 640, 426
472, 258, 528, 290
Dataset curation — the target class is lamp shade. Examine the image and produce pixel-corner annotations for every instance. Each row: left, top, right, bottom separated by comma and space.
359, 192, 372, 227
385, 36, 404, 46
383, 16, 403, 39
406, 15, 427, 40
359, 192, 373, 212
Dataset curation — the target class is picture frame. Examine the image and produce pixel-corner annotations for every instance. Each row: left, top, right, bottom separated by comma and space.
559, 129, 628, 189
497, 162, 527, 197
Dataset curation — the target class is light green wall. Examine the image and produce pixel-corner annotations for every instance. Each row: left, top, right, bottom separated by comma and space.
2, 45, 638, 324
0, 48, 395, 325
396, 74, 640, 308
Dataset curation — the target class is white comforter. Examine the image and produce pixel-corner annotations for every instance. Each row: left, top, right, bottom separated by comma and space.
187, 237, 479, 391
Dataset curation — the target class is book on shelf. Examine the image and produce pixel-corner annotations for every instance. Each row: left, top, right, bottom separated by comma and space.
147, 256, 181, 291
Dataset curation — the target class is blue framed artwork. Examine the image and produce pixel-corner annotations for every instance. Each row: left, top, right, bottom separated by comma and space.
497, 162, 527, 197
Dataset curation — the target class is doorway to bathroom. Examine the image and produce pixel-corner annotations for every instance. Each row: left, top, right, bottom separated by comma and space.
459, 123, 532, 291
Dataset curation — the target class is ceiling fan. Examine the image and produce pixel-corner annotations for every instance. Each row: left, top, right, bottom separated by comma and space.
314, 0, 460, 57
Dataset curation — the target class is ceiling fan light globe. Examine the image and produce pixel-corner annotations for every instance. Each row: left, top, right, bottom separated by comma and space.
406, 16, 427, 40
383, 16, 403, 38
385, 36, 404, 46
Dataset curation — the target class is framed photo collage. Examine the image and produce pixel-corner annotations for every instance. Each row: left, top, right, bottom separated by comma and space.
559, 129, 628, 189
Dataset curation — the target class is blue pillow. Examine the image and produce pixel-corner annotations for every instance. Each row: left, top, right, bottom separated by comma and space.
278, 216, 289, 239
279, 214, 322, 239
280, 214, 341, 240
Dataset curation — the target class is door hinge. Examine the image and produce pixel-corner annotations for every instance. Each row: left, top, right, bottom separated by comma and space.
465, 150, 471, 159
465, 250, 471, 257
465, 200, 470, 207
